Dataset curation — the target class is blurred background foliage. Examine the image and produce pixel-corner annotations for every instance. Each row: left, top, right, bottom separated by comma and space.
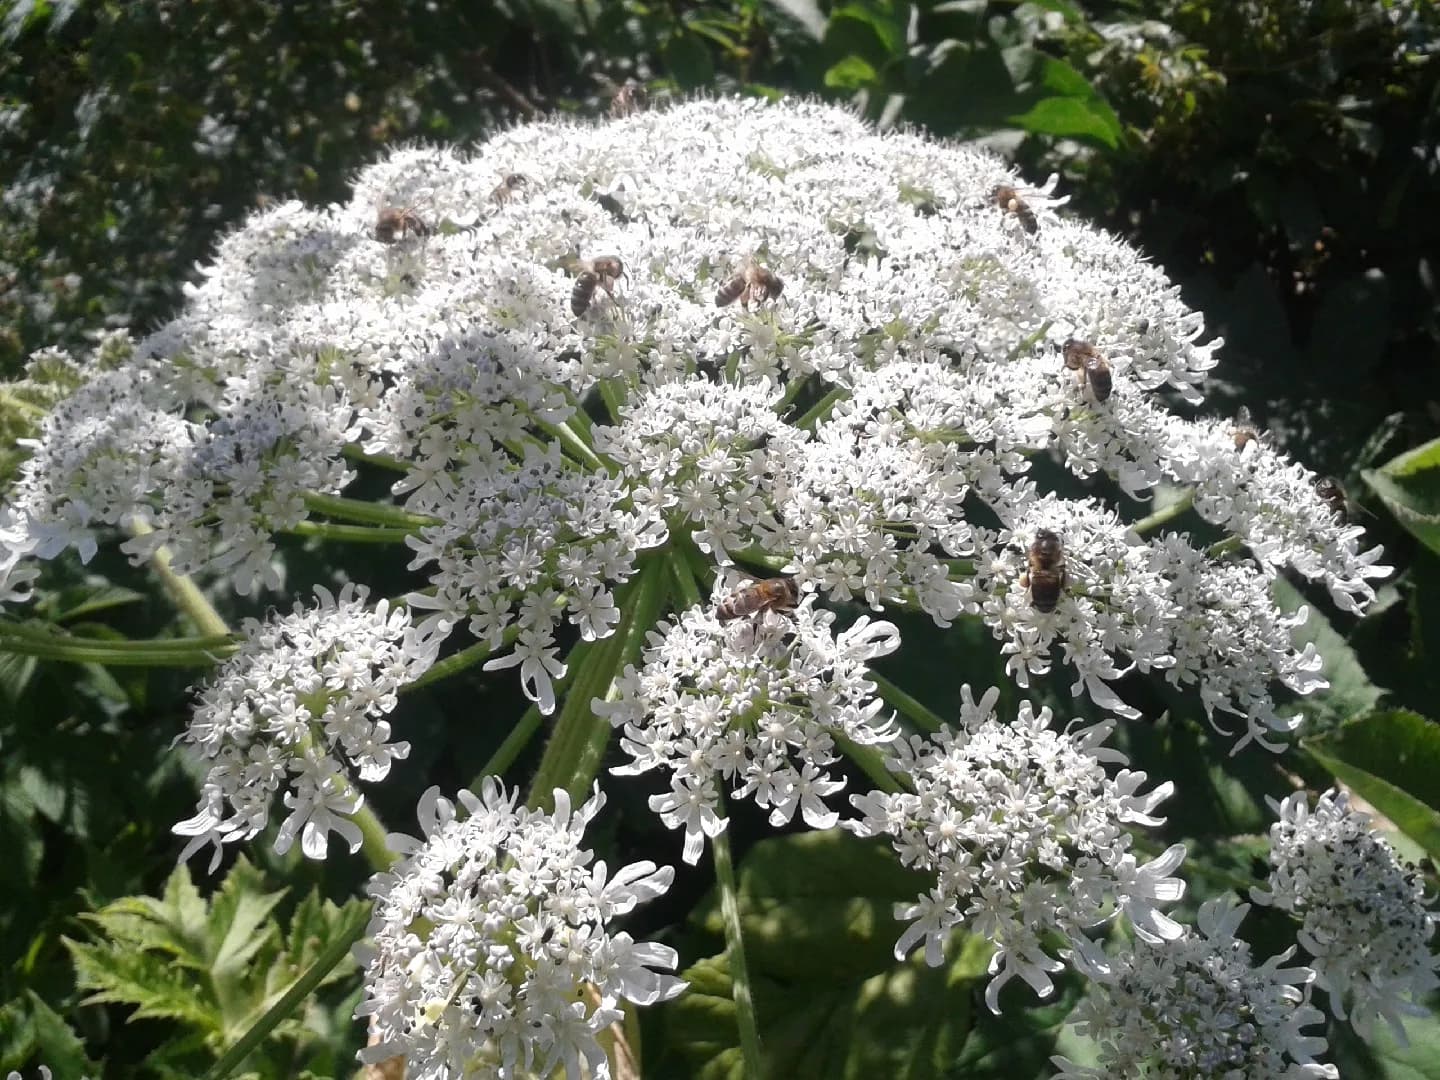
2, 0, 1439, 1075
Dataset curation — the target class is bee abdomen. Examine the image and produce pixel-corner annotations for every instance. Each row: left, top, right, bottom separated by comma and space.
715, 275, 746, 307
571, 271, 599, 316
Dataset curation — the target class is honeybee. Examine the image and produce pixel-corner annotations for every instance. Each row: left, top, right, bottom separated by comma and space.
610, 79, 648, 118
570, 255, 626, 316
491, 174, 530, 205
1232, 406, 1260, 451
1019, 529, 1067, 614
992, 184, 1038, 234
1062, 338, 1113, 403
716, 261, 785, 309
374, 204, 429, 244
1315, 476, 1348, 518
715, 576, 799, 622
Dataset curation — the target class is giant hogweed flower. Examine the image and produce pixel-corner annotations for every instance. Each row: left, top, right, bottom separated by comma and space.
596, 572, 900, 862
173, 583, 441, 868
355, 782, 684, 1080
845, 685, 1186, 1012
0, 96, 1386, 744
1252, 788, 1440, 1044
1054, 896, 1338, 1079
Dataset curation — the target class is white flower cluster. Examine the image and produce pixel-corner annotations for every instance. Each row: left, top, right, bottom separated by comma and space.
1055, 897, 1337, 1079
174, 583, 440, 867
596, 575, 899, 863
0, 96, 1386, 747
846, 685, 1185, 1012
1253, 788, 1440, 1044
356, 782, 684, 1080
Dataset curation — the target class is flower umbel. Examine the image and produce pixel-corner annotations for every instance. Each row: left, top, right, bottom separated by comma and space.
598, 574, 899, 863
173, 583, 441, 868
1253, 788, 1440, 1045
846, 685, 1185, 1012
355, 782, 685, 1080
1055, 896, 1338, 1079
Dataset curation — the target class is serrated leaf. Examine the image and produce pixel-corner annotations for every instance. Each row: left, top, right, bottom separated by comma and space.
0, 647, 37, 698
1303, 709, 1440, 861
1274, 578, 1384, 733
0, 991, 97, 1077
66, 937, 220, 1030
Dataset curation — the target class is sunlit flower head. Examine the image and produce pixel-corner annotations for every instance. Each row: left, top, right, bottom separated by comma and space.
355, 781, 684, 1079
1253, 788, 1440, 1044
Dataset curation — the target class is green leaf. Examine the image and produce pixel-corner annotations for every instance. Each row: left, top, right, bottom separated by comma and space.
0, 991, 97, 1077
1007, 95, 1120, 147
46, 582, 146, 623
657, 830, 1071, 1078
828, 2, 907, 58
824, 55, 880, 90
664, 32, 716, 91
1365, 437, 1440, 556
1274, 578, 1384, 733
1328, 998, 1440, 1079
1304, 709, 1440, 861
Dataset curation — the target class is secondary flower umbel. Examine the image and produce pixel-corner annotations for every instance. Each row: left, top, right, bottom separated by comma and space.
173, 583, 440, 868
1253, 788, 1440, 1044
597, 573, 899, 863
846, 685, 1186, 1013
355, 782, 685, 1080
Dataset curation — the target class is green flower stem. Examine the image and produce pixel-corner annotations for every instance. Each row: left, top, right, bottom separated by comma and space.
300, 491, 439, 531
598, 377, 629, 424
870, 670, 948, 733
730, 547, 790, 574
793, 386, 847, 430
1132, 489, 1195, 535
130, 520, 231, 637
1208, 536, 1244, 559
402, 629, 520, 695
774, 370, 816, 416
0, 389, 49, 417
943, 558, 976, 576
286, 521, 417, 544
667, 546, 704, 610
1006, 318, 1054, 361
835, 733, 903, 794
712, 800, 764, 1078
0, 626, 235, 667
532, 415, 611, 474
341, 443, 410, 472
201, 901, 371, 1080
526, 555, 667, 809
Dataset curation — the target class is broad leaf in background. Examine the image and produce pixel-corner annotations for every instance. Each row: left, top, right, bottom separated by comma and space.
653, 830, 1011, 1078
1364, 438, 1440, 558
1275, 578, 1385, 734
1304, 709, 1440, 863
1329, 999, 1440, 1080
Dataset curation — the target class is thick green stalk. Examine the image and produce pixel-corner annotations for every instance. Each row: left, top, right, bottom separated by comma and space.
341, 444, 410, 472
526, 556, 667, 809
300, 491, 439, 530
792, 386, 847, 430
286, 521, 416, 544
1132, 489, 1195, 535
401, 630, 519, 695
712, 806, 764, 1078
131, 521, 231, 637
835, 733, 903, 794
472, 701, 545, 786
0, 626, 234, 667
